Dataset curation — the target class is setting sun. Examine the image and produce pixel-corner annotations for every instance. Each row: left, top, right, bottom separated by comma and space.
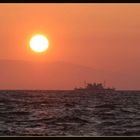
29, 34, 49, 53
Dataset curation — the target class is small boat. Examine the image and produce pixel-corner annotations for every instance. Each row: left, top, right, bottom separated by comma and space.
74, 82, 115, 93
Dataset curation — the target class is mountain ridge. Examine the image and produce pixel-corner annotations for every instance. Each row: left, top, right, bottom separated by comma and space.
0, 59, 139, 90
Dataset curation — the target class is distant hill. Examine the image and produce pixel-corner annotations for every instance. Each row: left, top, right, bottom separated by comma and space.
0, 59, 139, 90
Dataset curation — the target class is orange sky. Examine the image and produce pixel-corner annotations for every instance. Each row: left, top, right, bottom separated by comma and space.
0, 4, 140, 90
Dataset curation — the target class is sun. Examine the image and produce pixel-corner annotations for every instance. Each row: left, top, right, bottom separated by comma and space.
29, 34, 49, 53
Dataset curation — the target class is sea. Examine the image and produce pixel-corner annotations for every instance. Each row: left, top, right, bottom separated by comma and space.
0, 90, 140, 136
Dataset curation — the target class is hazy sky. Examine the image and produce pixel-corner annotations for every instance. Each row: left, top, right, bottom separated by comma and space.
0, 4, 140, 89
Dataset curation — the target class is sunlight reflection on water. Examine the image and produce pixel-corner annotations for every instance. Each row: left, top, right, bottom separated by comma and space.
0, 90, 140, 136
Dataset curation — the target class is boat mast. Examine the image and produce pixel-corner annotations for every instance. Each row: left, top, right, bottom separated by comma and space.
103, 80, 106, 88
